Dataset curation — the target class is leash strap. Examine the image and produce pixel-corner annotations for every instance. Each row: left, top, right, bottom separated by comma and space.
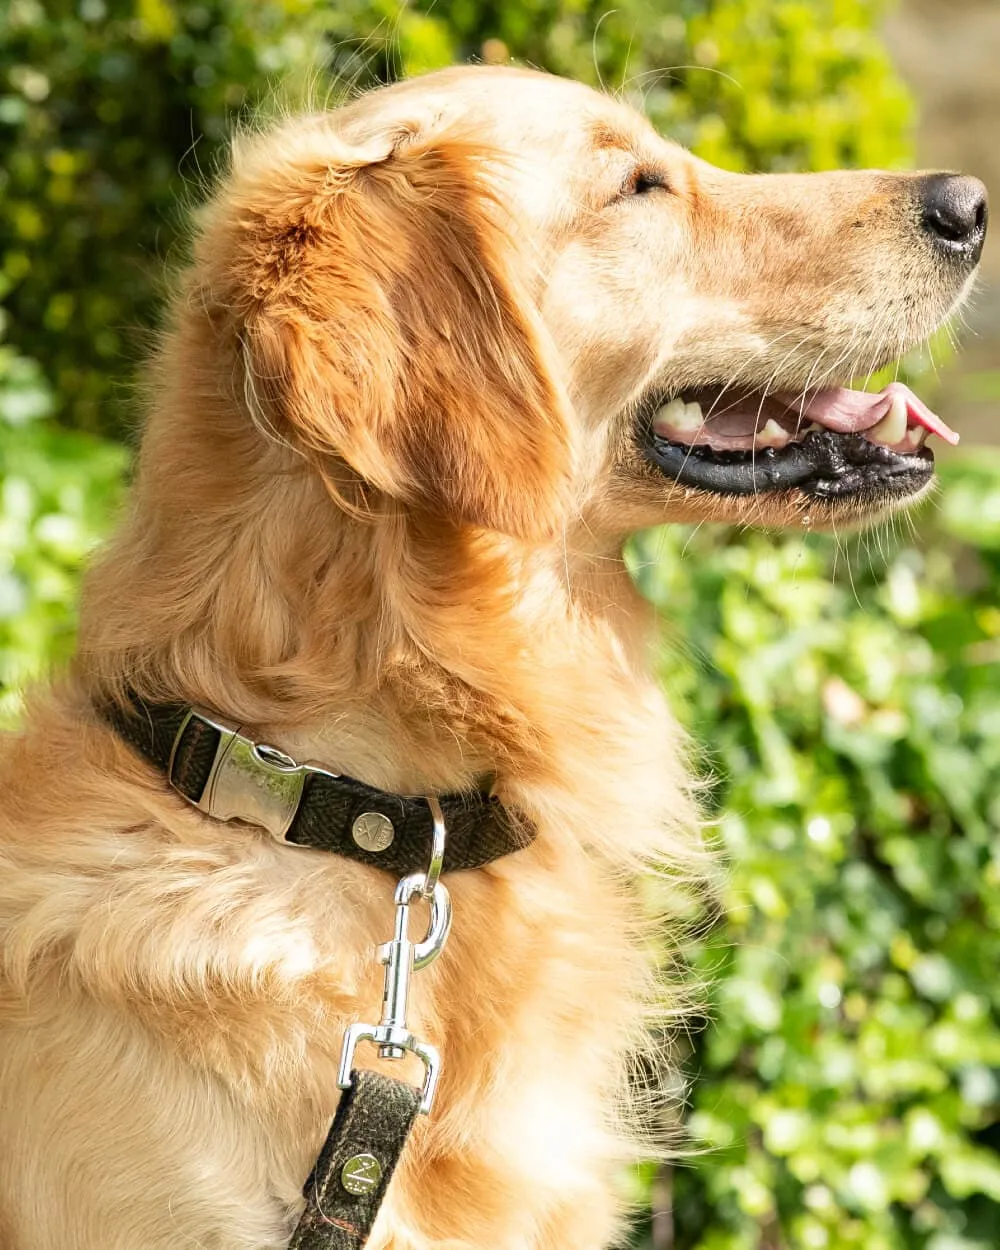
289, 1069, 421, 1249
102, 695, 534, 875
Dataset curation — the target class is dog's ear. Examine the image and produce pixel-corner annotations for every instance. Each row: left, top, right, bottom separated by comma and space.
228, 128, 573, 539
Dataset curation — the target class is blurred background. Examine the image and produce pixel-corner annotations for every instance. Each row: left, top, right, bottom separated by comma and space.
2, 2, 999, 1247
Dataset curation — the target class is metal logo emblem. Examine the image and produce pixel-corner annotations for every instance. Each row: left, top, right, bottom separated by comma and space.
351, 811, 394, 853
341, 1152, 382, 1196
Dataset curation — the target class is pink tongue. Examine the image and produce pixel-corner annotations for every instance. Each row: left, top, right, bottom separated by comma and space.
781, 382, 960, 446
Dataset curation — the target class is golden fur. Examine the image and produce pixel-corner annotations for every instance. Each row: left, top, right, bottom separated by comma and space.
0, 67, 978, 1248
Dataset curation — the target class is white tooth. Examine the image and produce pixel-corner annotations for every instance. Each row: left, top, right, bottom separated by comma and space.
755, 418, 790, 449
898, 426, 929, 453
654, 397, 705, 435
658, 397, 687, 422
868, 391, 908, 447
653, 397, 690, 435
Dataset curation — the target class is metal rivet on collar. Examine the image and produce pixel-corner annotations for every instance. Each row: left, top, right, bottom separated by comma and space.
341, 1152, 382, 1196
351, 811, 394, 853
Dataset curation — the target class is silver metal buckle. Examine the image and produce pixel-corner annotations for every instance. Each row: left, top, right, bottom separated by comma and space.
168, 708, 336, 842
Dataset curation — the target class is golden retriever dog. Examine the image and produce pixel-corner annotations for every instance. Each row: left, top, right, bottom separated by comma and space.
0, 66, 986, 1250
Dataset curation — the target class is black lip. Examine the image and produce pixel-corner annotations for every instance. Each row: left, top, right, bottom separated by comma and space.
643, 427, 934, 500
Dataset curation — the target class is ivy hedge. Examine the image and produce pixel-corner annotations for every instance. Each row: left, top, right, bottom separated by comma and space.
3, 2, 999, 1246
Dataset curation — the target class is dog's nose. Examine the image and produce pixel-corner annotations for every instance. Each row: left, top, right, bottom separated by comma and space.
919, 174, 988, 264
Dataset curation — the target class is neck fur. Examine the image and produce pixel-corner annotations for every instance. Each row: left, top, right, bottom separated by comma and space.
77, 326, 700, 874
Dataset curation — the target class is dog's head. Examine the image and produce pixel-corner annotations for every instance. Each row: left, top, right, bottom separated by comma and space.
204, 66, 986, 543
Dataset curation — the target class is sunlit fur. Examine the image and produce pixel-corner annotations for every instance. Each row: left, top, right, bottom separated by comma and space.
0, 66, 977, 1249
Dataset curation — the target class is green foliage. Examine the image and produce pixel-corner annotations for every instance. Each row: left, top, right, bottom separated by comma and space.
626, 458, 1000, 1248
5, 2, 1000, 1247
679, 0, 912, 171
1, 0, 337, 438
0, 340, 125, 720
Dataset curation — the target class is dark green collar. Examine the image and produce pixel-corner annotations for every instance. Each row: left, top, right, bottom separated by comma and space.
102, 695, 534, 876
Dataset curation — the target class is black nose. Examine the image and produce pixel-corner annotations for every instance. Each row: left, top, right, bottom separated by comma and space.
920, 173, 988, 264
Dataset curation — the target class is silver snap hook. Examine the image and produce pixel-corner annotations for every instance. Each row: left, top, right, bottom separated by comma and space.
336, 875, 451, 1115
336, 799, 450, 1116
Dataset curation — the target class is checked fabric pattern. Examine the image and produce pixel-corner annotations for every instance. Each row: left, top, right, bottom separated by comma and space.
102, 695, 535, 876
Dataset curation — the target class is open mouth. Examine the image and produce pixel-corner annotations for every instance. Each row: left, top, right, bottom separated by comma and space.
642, 382, 959, 500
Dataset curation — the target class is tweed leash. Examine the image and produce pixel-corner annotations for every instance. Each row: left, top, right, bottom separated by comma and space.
102, 694, 535, 1247
288, 1071, 422, 1249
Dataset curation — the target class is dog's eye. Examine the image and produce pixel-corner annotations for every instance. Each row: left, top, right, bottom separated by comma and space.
619, 168, 669, 199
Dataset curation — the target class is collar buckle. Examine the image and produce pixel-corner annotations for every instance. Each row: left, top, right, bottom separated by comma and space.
168, 708, 336, 842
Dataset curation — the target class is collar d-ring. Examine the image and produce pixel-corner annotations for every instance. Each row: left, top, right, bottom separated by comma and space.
421, 794, 446, 897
